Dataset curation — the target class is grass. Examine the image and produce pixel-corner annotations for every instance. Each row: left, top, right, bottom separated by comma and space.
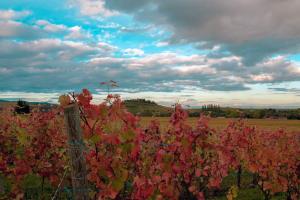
140, 117, 300, 131
210, 170, 287, 200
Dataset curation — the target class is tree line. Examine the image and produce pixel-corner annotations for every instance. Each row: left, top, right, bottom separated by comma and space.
12, 100, 300, 119
191, 104, 300, 119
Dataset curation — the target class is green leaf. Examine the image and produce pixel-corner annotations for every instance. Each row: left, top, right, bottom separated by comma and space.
103, 120, 122, 134
121, 143, 133, 154
0, 175, 11, 196
111, 177, 125, 191
15, 146, 24, 158
90, 134, 101, 144
21, 174, 42, 190
121, 130, 135, 142
16, 128, 30, 146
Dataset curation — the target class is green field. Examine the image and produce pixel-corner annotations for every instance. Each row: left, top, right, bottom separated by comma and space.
140, 117, 300, 131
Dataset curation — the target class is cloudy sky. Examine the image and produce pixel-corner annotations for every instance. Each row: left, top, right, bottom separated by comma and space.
0, 0, 300, 108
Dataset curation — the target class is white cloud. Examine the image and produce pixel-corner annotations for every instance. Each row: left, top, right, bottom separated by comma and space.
0, 91, 60, 104
156, 41, 168, 47
0, 9, 31, 20
35, 20, 92, 40
123, 48, 144, 57
89, 57, 124, 65
0, 67, 11, 74
250, 74, 274, 82
125, 52, 206, 69
65, 26, 91, 39
173, 65, 216, 75
70, 0, 116, 17
36, 20, 68, 32
98, 42, 118, 52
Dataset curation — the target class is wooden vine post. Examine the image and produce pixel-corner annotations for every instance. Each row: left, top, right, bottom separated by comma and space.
64, 103, 89, 200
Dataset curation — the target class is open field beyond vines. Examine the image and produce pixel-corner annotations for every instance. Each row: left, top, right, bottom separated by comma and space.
140, 117, 300, 131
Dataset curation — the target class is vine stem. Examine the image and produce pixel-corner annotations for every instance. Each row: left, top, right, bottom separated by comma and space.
51, 168, 69, 200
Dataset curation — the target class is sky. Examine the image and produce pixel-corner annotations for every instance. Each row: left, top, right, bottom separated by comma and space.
0, 0, 300, 108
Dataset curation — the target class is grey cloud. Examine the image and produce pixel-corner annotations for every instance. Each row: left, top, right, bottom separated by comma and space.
201, 83, 249, 91
0, 20, 46, 40
104, 0, 300, 64
104, 0, 149, 13
0, 38, 121, 92
1, 38, 299, 93
120, 25, 152, 34
0, 16, 92, 42
209, 56, 300, 84
0, 39, 115, 63
269, 87, 300, 93
227, 38, 300, 65
247, 57, 300, 83
89, 53, 300, 92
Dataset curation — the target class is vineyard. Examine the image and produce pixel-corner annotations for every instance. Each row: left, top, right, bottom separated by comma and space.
0, 89, 299, 200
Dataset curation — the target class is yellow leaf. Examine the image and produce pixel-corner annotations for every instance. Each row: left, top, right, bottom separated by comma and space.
17, 128, 30, 146
58, 95, 71, 107
111, 177, 125, 191
226, 185, 238, 200
90, 134, 100, 144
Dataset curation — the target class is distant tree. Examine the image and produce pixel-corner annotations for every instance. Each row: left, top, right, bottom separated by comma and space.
201, 104, 224, 117
225, 109, 240, 118
15, 100, 30, 114
287, 111, 300, 120
252, 110, 266, 119
141, 110, 153, 116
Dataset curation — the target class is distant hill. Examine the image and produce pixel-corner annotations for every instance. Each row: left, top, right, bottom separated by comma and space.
123, 99, 173, 117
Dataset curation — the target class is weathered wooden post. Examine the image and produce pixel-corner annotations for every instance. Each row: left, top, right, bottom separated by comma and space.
64, 103, 89, 200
